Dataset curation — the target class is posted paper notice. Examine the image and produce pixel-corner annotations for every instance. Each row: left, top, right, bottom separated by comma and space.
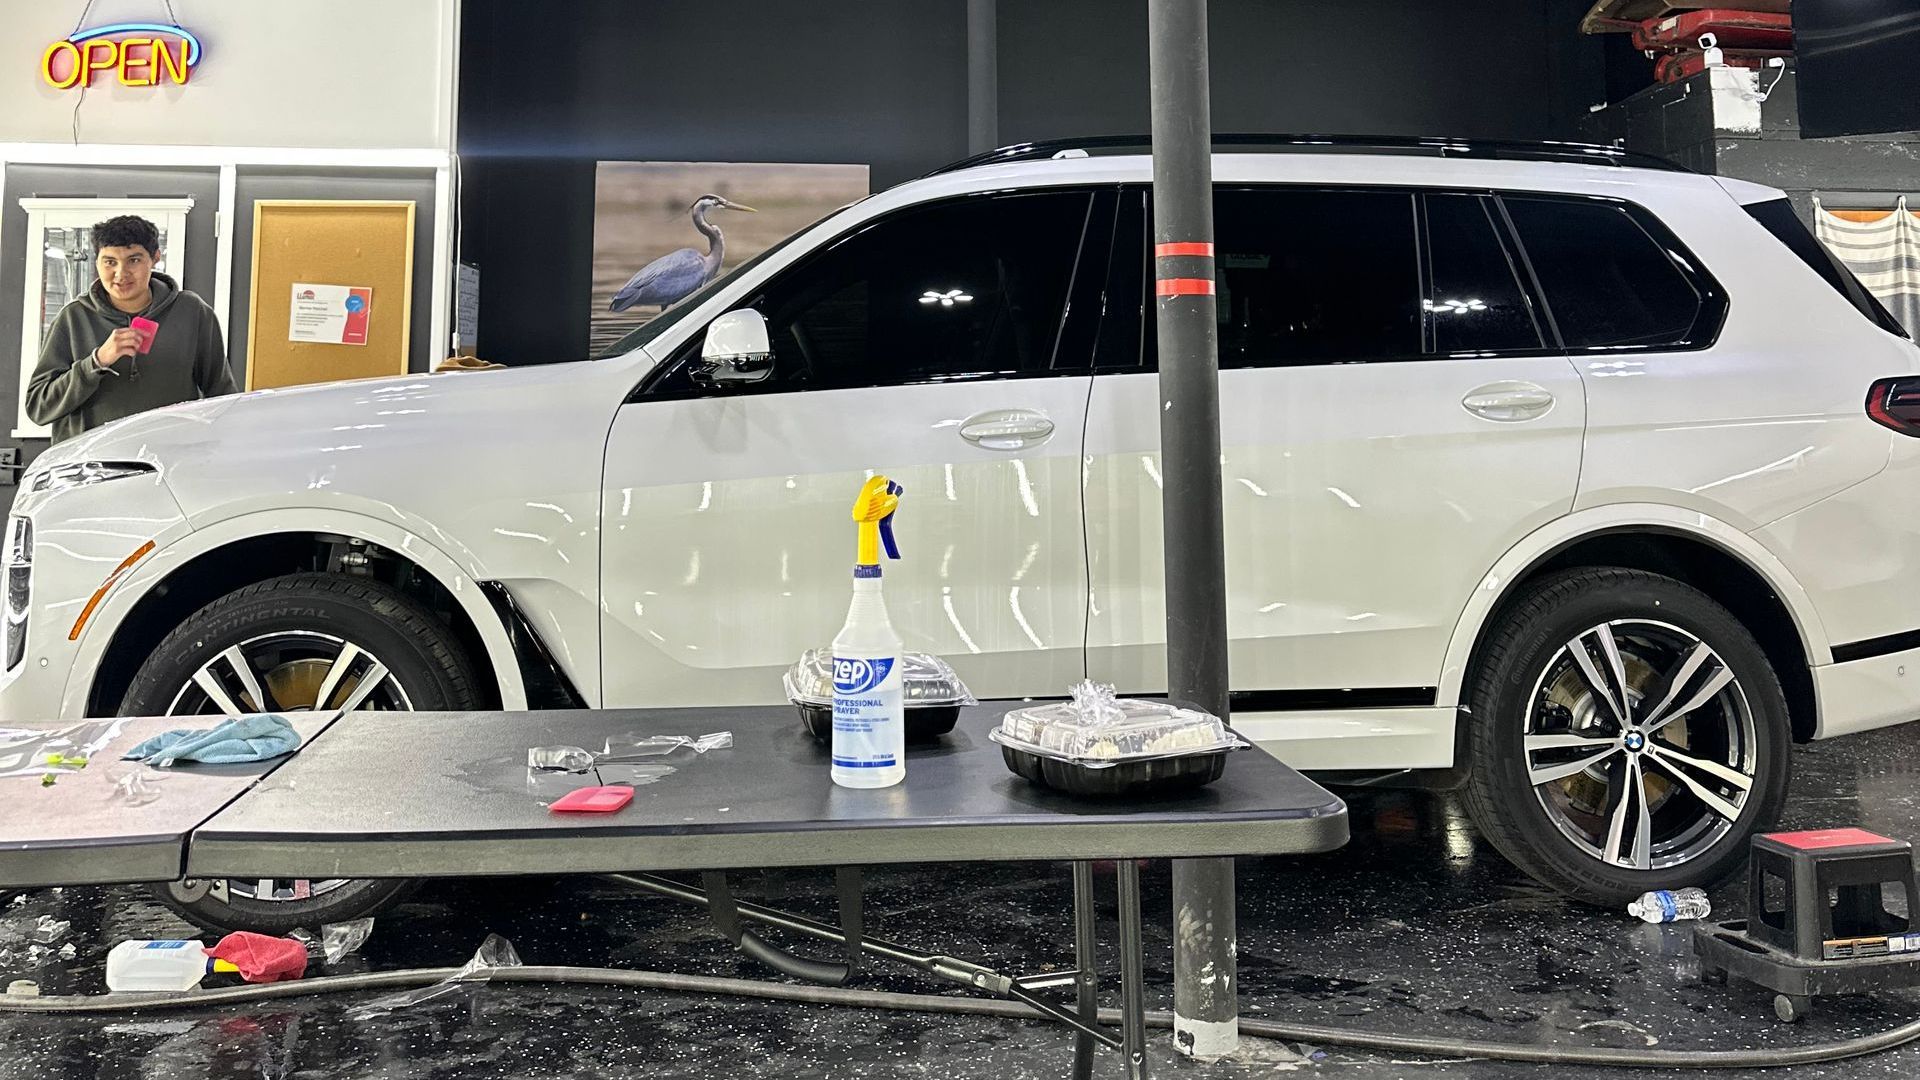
289, 284, 373, 346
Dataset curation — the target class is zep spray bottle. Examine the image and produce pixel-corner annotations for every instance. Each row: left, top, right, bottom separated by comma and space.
831, 477, 906, 789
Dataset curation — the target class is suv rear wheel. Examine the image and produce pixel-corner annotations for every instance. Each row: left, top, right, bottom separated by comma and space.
121, 572, 481, 934
1462, 568, 1792, 905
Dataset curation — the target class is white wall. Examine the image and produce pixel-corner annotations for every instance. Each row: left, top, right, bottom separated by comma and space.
0, 0, 457, 150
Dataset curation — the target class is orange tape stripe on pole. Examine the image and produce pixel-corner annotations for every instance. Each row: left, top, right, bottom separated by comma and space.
1156, 277, 1215, 296
1155, 242, 1215, 258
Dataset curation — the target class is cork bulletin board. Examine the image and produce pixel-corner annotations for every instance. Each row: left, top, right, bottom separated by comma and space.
245, 200, 415, 390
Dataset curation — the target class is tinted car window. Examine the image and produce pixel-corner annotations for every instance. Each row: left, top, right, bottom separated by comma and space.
1213, 189, 1423, 366
1503, 196, 1703, 349
1091, 189, 1149, 371
1101, 187, 1425, 369
652, 191, 1092, 395
1423, 194, 1544, 353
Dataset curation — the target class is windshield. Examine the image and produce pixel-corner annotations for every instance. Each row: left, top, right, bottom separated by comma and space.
595, 211, 837, 360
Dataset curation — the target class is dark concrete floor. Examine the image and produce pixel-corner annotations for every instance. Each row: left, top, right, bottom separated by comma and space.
4, 722, 1920, 1079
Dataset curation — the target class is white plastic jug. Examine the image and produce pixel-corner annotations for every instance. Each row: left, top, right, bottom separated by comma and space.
105, 939, 212, 992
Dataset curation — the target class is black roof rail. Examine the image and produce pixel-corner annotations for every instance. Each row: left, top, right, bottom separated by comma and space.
923, 133, 1689, 177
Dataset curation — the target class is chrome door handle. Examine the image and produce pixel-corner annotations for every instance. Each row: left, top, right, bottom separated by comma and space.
1461, 382, 1556, 422
958, 409, 1056, 450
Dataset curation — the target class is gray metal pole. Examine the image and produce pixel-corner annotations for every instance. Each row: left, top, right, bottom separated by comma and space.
1146, 0, 1239, 1060
966, 0, 999, 154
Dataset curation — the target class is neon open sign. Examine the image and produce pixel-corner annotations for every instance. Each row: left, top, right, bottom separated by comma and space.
41, 23, 203, 90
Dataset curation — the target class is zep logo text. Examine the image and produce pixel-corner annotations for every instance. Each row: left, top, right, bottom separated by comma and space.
833, 656, 894, 696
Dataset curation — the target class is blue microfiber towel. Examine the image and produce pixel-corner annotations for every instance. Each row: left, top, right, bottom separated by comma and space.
121, 714, 302, 765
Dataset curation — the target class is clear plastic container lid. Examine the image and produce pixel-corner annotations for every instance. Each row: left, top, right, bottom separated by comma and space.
990, 681, 1248, 767
783, 649, 976, 708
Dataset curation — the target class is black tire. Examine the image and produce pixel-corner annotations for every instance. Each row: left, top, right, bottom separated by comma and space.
121, 572, 481, 935
1462, 568, 1792, 907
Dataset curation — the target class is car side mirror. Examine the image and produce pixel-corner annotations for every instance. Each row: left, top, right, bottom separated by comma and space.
692, 309, 773, 386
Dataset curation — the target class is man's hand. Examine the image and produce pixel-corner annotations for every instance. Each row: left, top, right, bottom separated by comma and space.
93, 328, 140, 369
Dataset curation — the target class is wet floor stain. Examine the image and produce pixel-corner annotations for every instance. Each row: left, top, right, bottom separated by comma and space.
4, 722, 1920, 1077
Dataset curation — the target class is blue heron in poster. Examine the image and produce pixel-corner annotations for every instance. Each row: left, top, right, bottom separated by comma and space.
608, 194, 758, 312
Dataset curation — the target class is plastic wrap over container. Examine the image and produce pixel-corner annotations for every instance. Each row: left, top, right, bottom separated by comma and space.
991, 681, 1249, 796
783, 648, 974, 741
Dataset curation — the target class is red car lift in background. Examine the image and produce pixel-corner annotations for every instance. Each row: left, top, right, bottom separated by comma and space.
1583, 2, 1794, 83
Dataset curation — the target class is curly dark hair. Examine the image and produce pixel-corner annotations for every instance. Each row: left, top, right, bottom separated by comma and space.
90, 215, 160, 256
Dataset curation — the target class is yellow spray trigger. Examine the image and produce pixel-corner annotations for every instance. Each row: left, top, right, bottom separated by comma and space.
852, 476, 903, 567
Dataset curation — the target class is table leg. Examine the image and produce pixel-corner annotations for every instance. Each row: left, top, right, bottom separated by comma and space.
1116, 859, 1149, 1080
1072, 861, 1099, 1080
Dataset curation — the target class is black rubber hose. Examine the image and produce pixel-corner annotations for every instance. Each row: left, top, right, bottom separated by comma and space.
5, 963, 1920, 1069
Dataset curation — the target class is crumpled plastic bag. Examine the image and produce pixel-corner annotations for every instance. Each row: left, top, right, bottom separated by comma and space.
292, 918, 376, 965
321, 918, 375, 965
346, 934, 521, 1016
527, 731, 732, 773
1, 719, 131, 779
1066, 680, 1126, 726
109, 768, 170, 806
607, 731, 733, 758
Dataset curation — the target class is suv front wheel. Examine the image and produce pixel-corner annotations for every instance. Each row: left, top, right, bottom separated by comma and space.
120, 572, 481, 934
1462, 568, 1792, 906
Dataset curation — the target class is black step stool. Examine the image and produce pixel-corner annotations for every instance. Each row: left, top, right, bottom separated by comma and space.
1694, 828, 1920, 1022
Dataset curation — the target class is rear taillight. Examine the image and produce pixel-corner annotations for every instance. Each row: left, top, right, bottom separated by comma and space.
1867, 378, 1920, 437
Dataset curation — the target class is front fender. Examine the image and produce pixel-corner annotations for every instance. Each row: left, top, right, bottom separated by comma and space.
64, 507, 532, 716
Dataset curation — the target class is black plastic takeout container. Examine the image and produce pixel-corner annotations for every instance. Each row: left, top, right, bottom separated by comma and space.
989, 684, 1247, 797
796, 701, 962, 742
998, 743, 1231, 797
784, 649, 973, 743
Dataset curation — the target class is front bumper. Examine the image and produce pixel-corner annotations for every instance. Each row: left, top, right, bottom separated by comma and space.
0, 472, 187, 724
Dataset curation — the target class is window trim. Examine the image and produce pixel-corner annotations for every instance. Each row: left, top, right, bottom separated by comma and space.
1419, 190, 1554, 358
1497, 191, 1728, 355
630, 187, 1107, 403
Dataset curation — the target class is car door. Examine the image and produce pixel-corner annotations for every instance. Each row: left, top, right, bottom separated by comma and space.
599, 189, 1103, 707
1083, 186, 1588, 765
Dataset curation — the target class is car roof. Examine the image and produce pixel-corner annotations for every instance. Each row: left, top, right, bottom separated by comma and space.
878, 148, 1740, 211
927, 134, 1688, 176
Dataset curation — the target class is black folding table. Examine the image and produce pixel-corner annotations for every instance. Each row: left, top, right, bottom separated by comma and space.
1, 706, 1347, 1078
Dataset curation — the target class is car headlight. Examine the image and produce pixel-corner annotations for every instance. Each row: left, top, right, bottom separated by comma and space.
5, 516, 28, 671
26, 461, 156, 495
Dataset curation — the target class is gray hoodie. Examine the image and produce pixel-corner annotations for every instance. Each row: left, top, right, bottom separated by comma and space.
27, 271, 239, 444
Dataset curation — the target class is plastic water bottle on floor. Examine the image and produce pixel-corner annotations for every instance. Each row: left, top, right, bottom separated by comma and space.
1627, 887, 1711, 923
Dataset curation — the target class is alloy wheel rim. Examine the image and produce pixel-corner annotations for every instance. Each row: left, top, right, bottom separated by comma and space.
164, 630, 415, 904
1523, 619, 1758, 871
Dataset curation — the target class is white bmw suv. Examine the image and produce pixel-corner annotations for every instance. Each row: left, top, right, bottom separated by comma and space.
7, 137, 1918, 932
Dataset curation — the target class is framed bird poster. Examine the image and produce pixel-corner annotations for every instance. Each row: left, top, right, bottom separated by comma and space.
589, 161, 868, 359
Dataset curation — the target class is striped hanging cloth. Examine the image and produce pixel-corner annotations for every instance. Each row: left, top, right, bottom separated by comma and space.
1815, 196, 1920, 336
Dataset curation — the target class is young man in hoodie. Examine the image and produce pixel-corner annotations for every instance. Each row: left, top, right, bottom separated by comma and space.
27, 214, 238, 444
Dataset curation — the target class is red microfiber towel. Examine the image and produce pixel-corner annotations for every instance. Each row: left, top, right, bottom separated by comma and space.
208, 931, 309, 983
